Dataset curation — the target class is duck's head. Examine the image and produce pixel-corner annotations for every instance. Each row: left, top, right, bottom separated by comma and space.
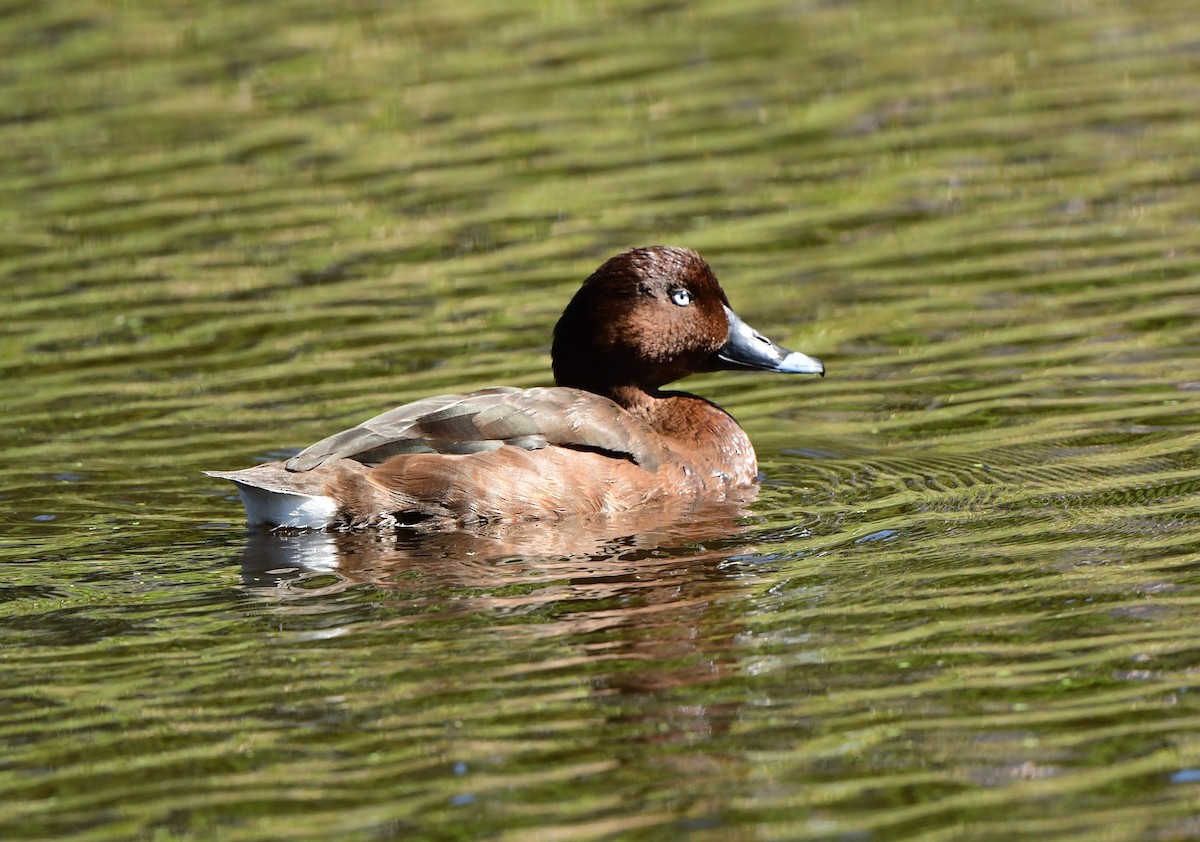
551, 246, 824, 395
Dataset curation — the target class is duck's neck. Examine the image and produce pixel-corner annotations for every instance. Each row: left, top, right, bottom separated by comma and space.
606, 385, 758, 487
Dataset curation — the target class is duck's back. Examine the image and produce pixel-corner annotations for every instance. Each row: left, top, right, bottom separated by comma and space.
285, 386, 671, 473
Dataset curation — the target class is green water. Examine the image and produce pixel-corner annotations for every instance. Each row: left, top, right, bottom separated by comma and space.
5, 0, 1200, 839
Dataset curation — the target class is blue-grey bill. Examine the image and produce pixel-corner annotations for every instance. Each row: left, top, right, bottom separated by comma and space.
715, 305, 825, 376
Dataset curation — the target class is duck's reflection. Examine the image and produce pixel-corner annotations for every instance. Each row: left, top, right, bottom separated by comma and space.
237, 496, 767, 744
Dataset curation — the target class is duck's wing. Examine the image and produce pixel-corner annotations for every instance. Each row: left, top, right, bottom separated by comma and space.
284, 386, 668, 473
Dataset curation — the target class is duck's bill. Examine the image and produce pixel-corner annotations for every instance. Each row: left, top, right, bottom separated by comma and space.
713, 306, 825, 376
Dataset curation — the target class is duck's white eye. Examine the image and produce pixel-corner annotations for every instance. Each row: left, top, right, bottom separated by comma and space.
670, 288, 692, 307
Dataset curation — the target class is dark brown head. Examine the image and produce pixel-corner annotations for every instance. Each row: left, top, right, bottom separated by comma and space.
551, 246, 824, 397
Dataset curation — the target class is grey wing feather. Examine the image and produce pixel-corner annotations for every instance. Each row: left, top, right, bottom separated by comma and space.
519, 387, 669, 470
284, 386, 665, 473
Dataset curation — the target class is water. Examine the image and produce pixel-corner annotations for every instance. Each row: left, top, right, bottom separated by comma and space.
4, 0, 1200, 839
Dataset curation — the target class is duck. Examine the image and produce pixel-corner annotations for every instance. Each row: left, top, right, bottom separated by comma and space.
206, 246, 825, 530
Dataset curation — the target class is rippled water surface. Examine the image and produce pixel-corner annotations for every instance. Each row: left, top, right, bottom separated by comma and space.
5, 1, 1200, 839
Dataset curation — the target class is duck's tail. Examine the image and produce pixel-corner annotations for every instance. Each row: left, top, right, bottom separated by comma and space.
204, 463, 339, 529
